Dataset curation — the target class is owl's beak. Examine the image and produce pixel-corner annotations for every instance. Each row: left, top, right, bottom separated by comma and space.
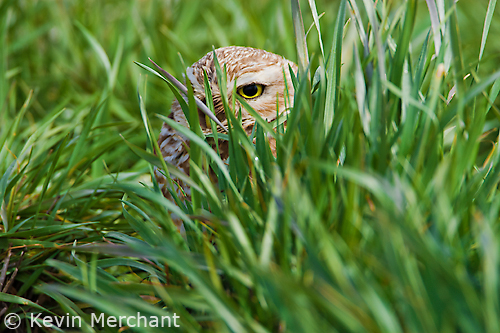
149, 58, 228, 132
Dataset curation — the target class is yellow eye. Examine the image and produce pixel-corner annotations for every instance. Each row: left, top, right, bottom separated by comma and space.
237, 84, 264, 99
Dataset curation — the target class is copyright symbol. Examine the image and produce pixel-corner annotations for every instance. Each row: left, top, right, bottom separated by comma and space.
4, 313, 21, 329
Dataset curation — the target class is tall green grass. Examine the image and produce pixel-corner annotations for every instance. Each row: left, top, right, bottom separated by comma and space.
2, 0, 500, 332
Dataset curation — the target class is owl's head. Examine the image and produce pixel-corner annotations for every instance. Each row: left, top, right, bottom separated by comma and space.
186, 46, 297, 133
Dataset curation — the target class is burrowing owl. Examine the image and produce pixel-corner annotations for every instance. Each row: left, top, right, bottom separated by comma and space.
154, 46, 297, 226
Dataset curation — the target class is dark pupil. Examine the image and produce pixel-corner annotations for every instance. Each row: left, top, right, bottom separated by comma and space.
243, 84, 258, 96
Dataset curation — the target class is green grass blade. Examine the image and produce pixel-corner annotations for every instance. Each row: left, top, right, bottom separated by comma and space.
325, 0, 347, 133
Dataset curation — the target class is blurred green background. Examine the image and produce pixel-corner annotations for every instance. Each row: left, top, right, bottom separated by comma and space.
4, 0, 499, 157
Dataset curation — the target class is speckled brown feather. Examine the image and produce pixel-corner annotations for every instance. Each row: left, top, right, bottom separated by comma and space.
154, 46, 297, 228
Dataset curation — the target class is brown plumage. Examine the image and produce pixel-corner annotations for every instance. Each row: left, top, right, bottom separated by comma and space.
154, 46, 297, 228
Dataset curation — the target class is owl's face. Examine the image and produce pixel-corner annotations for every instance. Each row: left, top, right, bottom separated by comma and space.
186, 46, 297, 133
156, 47, 297, 205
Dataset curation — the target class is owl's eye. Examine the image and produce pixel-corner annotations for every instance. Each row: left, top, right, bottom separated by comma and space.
237, 84, 264, 99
